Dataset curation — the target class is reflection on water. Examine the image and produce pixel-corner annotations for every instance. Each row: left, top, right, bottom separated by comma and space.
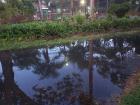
0, 35, 140, 105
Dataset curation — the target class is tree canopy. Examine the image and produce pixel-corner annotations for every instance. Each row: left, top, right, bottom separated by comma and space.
108, 2, 130, 18
0, 0, 35, 19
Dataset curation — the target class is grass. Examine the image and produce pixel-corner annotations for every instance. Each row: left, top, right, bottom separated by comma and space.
120, 67, 140, 105
120, 86, 140, 105
0, 29, 140, 51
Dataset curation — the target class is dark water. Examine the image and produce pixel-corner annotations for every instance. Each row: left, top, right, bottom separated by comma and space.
0, 35, 140, 105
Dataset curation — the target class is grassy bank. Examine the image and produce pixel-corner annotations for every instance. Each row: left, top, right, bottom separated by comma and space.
0, 16, 140, 51
0, 30, 140, 51
0, 17, 140, 39
120, 68, 140, 105
120, 86, 140, 105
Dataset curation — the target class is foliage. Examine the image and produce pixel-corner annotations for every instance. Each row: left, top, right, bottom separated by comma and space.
0, 0, 35, 20
120, 86, 140, 105
0, 30, 139, 51
108, 3, 130, 18
0, 0, 17, 19
0, 18, 140, 39
73, 15, 86, 25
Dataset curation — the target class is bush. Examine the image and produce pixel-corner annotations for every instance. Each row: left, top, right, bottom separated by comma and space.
0, 18, 140, 39
120, 86, 140, 105
108, 3, 130, 18
73, 15, 86, 25
82, 18, 140, 32
0, 21, 70, 38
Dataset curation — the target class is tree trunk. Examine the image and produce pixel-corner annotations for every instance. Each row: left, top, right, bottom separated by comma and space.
71, 0, 74, 15
0, 51, 14, 105
43, 47, 50, 64
61, 0, 64, 18
90, 0, 96, 18
0, 51, 39, 105
38, 0, 43, 20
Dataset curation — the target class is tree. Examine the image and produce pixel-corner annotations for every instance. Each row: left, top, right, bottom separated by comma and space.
0, 51, 39, 105
0, 0, 17, 19
108, 2, 130, 18
0, 0, 35, 21
19, 0, 35, 15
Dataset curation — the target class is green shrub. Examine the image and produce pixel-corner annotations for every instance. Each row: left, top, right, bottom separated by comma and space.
0, 18, 140, 39
120, 86, 140, 105
73, 15, 86, 25
0, 21, 70, 38
44, 22, 69, 37
108, 3, 130, 18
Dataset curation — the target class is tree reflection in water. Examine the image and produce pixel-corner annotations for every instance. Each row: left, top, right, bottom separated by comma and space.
29, 40, 95, 105
33, 73, 83, 105
12, 47, 65, 79
0, 35, 140, 105
32, 73, 95, 105
0, 51, 39, 105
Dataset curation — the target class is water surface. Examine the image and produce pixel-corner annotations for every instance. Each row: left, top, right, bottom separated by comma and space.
0, 35, 140, 105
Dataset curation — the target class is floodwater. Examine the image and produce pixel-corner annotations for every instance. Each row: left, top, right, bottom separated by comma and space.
0, 35, 140, 105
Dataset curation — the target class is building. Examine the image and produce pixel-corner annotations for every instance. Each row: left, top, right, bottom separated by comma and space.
33, 0, 48, 20
33, 0, 110, 20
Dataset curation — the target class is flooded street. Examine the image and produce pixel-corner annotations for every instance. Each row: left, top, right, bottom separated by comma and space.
0, 35, 140, 105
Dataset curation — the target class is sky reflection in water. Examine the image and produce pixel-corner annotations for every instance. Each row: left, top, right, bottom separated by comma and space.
0, 35, 140, 105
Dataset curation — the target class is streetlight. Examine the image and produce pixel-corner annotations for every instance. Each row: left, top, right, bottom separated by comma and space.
80, 0, 86, 15
80, 0, 86, 6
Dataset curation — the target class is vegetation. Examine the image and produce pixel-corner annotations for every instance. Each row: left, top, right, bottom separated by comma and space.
0, 17, 140, 39
108, 2, 130, 18
108, 0, 140, 17
0, 0, 35, 23
120, 86, 140, 105
0, 30, 139, 51
0, 0, 140, 104
120, 67, 140, 105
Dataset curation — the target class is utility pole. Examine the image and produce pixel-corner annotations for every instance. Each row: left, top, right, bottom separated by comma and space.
38, 0, 43, 20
